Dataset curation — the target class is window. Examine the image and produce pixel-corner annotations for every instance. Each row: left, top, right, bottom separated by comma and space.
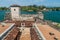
21, 23, 25, 27
14, 9, 16, 11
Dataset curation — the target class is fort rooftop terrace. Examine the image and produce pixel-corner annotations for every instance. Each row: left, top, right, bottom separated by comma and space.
34, 23, 60, 40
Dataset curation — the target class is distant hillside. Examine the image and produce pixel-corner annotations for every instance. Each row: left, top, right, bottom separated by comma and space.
0, 5, 60, 11
0, 7, 9, 10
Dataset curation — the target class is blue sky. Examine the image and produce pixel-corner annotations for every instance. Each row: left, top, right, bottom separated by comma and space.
0, 0, 60, 7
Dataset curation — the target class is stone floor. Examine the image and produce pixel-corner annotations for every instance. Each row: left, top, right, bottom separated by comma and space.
19, 27, 31, 40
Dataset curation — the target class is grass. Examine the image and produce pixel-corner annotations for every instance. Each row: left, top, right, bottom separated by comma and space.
56, 23, 60, 28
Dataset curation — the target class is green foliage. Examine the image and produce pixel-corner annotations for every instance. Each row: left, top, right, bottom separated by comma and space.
0, 5, 60, 11
48, 7, 60, 11
57, 23, 60, 28
21, 5, 38, 11
38, 6, 46, 10
0, 7, 9, 10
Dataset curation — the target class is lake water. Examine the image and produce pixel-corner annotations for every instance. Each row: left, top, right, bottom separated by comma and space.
0, 10, 37, 21
0, 10, 60, 23
0, 10, 6, 21
43, 11, 60, 23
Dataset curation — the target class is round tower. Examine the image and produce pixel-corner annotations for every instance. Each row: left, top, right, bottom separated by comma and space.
10, 4, 21, 21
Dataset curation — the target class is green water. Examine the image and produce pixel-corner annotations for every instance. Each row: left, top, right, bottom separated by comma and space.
0, 10, 37, 21
0, 10, 6, 21
21, 10, 37, 14
0, 10, 60, 23
43, 11, 60, 23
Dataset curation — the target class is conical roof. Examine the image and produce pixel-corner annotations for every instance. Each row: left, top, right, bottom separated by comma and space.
10, 4, 20, 7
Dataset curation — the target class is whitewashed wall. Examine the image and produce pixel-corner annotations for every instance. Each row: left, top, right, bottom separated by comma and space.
10, 7, 20, 20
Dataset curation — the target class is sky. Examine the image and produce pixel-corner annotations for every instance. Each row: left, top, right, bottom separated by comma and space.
0, 0, 60, 7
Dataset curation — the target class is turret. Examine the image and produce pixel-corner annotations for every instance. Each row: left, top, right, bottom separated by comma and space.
10, 4, 21, 21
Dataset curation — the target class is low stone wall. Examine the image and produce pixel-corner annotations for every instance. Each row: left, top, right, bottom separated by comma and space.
30, 28, 40, 40
4, 27, 20, 40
